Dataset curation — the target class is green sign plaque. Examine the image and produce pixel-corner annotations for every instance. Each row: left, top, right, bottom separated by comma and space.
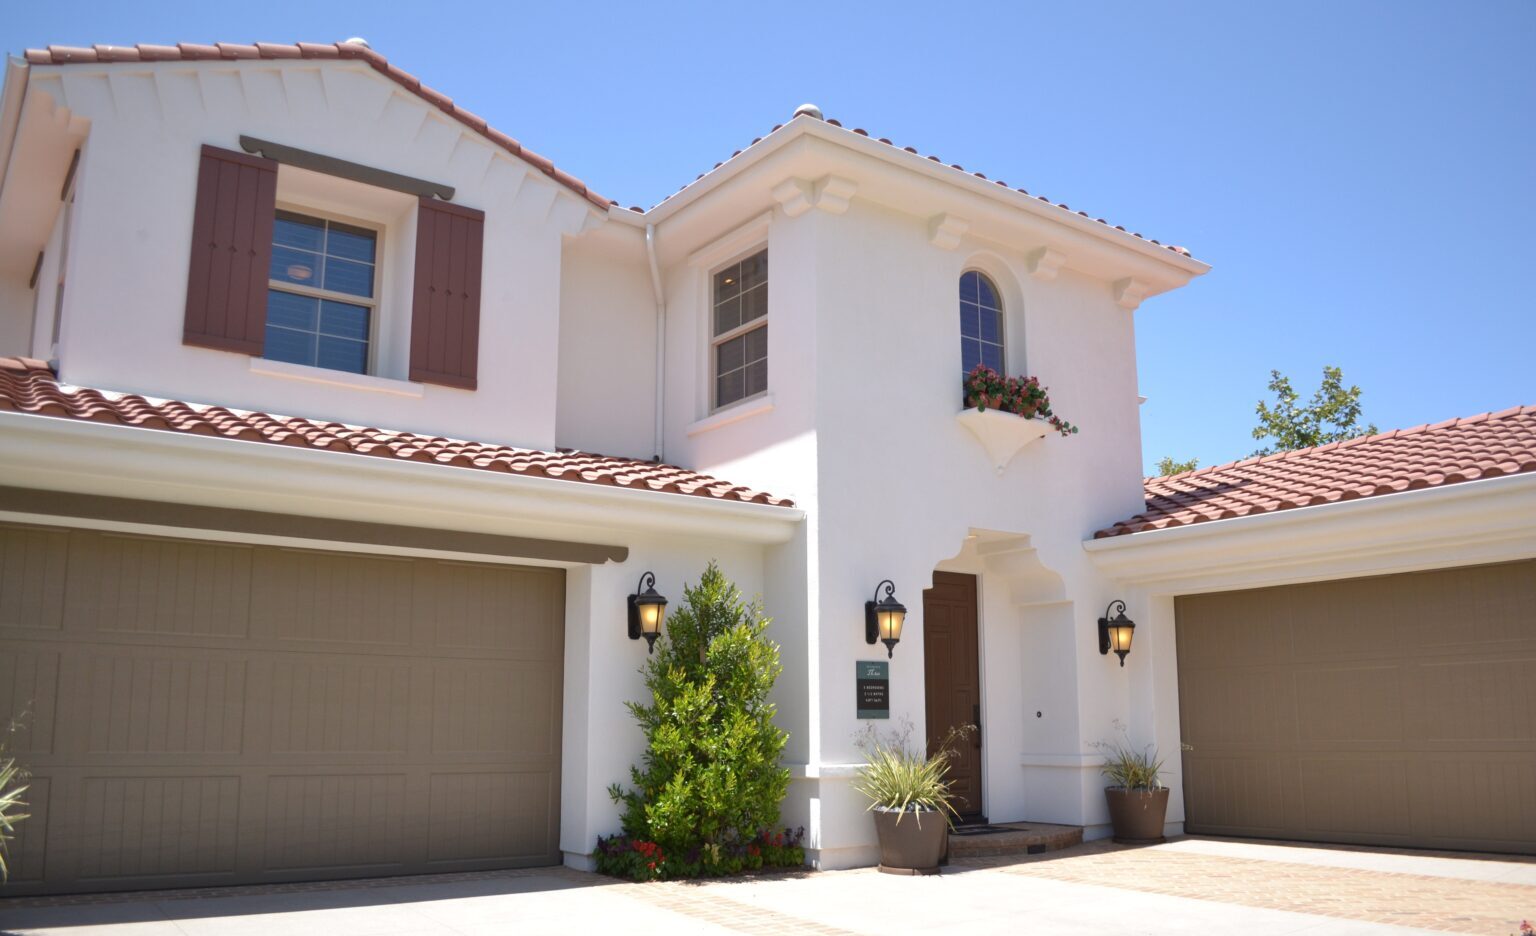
856, 660, 889, 719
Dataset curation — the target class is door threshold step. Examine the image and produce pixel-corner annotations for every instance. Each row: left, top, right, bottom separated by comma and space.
947, 822, 1083, 859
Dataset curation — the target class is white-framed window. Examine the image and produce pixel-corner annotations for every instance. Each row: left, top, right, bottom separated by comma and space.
711, 247, 768, 410
265, 208, 381, 375
959, 270, 1004, 375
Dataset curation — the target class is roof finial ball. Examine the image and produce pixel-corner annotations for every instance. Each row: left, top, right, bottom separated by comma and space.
793, 103, 823, 120
342, 37, 371, 48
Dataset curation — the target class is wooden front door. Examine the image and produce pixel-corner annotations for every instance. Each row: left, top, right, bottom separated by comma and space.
923, 571, 984, 822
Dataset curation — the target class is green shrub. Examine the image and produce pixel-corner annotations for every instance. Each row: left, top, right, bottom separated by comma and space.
0, 715, 31, 883
602, 562, 800, 879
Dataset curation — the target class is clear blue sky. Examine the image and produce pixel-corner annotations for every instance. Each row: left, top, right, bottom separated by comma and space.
7, 1, 1533, 475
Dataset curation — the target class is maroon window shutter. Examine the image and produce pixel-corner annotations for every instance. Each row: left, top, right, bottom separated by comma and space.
183, 144, 278, 355
409, 197, 484, 390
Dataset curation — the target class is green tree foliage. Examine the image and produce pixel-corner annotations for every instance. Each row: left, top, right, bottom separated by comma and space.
1252, 366, 1377, 456
1156, 456, 1199, 477
608, 562, 791, 860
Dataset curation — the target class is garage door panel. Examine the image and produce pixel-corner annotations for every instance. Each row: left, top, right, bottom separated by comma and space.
0, 645, 60, 756
1177, 667, 1297, 746
1414, 657, 1536, 742
1297, 756, 1411, 838
427, 770, 556, 863
418, 563, 564, 658
1295, 665, 1404, 743
1409, 756, 1536, 843
76, 775, 242, 881
431, 662, 556, 756
254, 549, 415, 649
263, 773, 409, 872
1177, 559, 1536, 854
66, 534, 254, 639
3, 774, 52, 883
269, 658, 413, 755
0, 523, 566, 894
75, 650, 247, 757
0, 525, 67, 631
1181, 754, 1293, 835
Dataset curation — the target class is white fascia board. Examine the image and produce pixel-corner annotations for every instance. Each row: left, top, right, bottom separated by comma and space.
0, 412, 803, 546
1082, 472, 1536, 593
611, 117, 1209, 281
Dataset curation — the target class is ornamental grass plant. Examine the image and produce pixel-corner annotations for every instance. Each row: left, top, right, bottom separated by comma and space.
852, 719, 975, 828
0, 714, 31, 883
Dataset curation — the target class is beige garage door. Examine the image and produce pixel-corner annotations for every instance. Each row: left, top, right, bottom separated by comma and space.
1176, 559, 1536, 854
0, 522, 565, 895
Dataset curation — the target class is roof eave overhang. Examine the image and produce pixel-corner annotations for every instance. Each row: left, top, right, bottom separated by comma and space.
1082, 472, 1536, 592
0, 411, 805, 546
611, 117, 1210, 290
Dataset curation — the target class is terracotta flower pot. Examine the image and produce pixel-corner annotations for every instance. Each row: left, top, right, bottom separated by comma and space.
1104, 787, 1169, 844
871, 806, 948, 875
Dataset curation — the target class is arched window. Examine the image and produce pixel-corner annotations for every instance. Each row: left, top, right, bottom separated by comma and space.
959, 270, 1004, 375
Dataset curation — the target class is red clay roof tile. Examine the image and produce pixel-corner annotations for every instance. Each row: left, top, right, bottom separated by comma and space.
0, 358, 794, 509
1095, 406, 1536, 538
23, 42, 611, 211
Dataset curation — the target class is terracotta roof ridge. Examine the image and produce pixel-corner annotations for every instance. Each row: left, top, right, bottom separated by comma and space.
22, 41, 610, 210
1142, 403, 1536, 485
650, 110, 1196, 259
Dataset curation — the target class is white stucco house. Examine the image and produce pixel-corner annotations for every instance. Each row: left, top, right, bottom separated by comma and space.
0, 40, 1531, 895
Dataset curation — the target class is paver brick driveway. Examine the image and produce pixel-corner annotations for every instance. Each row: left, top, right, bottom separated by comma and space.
3, 837, 1533, 935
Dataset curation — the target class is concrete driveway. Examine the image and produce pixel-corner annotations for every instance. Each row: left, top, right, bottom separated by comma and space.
3, 837, 1533, 936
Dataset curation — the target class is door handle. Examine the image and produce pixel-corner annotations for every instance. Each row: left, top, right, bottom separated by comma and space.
973, 703, 982, 747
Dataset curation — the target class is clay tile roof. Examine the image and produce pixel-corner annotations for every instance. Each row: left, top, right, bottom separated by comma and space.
0, 358, 794, 508
21, 42, 609, 210
653, 110, 1197, 260
1094, 406, 1536, 538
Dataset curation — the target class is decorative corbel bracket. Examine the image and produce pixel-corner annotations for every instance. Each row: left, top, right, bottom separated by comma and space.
1113, 277, 1152, 311
1026, 247, 1067, 280
772, 175, 858, 217
927, 213, 970, 250
771, 178, 816, 218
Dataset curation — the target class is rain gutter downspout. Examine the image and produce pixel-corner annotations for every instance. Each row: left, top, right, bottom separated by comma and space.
645, 223, 665, 462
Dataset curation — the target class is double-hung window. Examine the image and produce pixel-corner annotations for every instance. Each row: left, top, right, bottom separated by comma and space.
265, 209, 379, 375
711, 248, 768, 409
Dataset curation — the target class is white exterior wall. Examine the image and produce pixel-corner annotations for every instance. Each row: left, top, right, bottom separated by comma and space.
23, 60, 599, 449
633, 154, 1200, 864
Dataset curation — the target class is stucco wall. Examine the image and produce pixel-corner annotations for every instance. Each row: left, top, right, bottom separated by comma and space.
26, 60, 597, 449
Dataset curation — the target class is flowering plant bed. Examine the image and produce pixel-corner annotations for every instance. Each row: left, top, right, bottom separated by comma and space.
594, 827, 805, 881
963, 365, 1078, 436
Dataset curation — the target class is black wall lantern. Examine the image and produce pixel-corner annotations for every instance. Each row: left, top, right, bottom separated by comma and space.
628, 572, 668, 653
1098, 600, 1135, 667
865, 580, 907, 658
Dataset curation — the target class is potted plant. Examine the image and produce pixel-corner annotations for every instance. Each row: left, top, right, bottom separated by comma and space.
852, 720, 973, 875
1093, 729, 1169, 844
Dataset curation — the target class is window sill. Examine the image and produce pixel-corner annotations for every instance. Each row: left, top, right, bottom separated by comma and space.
248, 357, 425, 398
956, 407, 1050, 474
687, 393, 775, 437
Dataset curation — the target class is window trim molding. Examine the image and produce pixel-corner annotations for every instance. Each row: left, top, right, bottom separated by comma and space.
707, 245, 769, 413
267, 202, 385, 377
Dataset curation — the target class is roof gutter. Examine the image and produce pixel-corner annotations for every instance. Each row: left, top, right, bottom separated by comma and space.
1083, 472, 1536, 589
0, 411, 804, 546
646, 223, 666, 461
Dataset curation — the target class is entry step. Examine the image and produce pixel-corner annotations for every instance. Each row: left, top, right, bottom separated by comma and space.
947, 822, 1083, 859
